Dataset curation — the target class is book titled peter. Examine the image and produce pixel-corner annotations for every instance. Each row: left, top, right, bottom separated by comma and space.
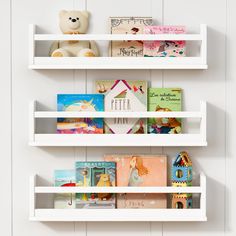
110, 17, 152, 57
95, 80, 147, 134
57, 94, 104, 134
148, 88, 182, 134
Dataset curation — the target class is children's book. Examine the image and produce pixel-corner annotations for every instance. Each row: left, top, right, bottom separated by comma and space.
57, 94, 104, 134
104, 155, 167, 209
143, 26, 186, 57
95, 80, 147, 134
54, 170, 76, 209
110, 17, 152, 57
75, 161, 116, 209
148, 88, 182, 134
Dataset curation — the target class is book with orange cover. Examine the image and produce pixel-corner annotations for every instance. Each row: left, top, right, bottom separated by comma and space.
104, 155, 167, 208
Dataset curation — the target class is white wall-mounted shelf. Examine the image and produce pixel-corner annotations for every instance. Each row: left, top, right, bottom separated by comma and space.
29, 100, 207, 147
29, 24, 208, 70
30, 173, 207, 222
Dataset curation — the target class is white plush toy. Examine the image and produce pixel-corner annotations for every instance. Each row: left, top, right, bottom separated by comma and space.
50, 10, 99, 57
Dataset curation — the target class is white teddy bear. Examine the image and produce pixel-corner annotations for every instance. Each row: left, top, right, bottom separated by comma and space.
50, 10, 99, 57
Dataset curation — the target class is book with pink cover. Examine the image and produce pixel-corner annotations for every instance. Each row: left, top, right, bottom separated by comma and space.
104, 155, 167, 208
143, 26, 186, 57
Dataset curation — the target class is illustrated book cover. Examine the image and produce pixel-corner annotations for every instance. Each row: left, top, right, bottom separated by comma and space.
148, 88, 182, 134
57, 94, 104, 134
54, 169, 76, 209
75, 161, 116, 209
95, 80, 147, 134
104, 155, 167, 208
110, 17, 152, 57
143, 26, 186, 57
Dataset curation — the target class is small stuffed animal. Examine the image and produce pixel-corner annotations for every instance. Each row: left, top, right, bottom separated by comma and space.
96, 174, 112, 200
50, 10, 99, 57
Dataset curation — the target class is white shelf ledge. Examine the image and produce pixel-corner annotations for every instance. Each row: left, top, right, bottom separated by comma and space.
30, 174, 207, 222
30, 134, 207, 147
29, 24, 208, 70
29, 57, 208, 70
31, 209, 207, 222
29, 100, 207, 147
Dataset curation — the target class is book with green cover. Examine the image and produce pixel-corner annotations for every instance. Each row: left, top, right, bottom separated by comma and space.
148, 88, 182, 134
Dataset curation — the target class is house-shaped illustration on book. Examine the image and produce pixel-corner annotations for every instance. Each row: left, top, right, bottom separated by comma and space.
96, 80, 147, 134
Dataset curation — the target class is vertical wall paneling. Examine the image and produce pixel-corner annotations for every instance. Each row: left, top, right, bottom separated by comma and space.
226, 0, 236, 235
0, 0, 12, 236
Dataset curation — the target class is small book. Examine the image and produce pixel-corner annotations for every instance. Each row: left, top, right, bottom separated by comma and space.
148, 88, 182, 134
57, 94, 104, 134
75, 161, 116, 209
110, 17, 152, 57
104, 155, 167, 209
95, 80, 147, 134
54, 170, 76, 209
143, 26, 186, 57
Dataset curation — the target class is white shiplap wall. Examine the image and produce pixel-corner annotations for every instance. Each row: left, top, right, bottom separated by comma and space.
0, 0, 235, 235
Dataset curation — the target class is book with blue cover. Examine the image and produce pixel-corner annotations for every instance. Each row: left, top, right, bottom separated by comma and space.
75, 161, 116, 209
57, 94, 104, 134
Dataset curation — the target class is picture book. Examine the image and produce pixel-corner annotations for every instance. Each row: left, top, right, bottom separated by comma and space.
57, 94, 104, 134
104, 155, 167, 209
143, 26, 186, 57
110, 17, 152, 57
95, 80, 147, 134
148, 88, 182, 134
75, 161, 116, 209
54, 170, 76, 209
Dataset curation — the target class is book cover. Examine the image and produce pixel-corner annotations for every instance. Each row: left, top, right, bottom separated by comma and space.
57, 94, 104, 134
54, 170, 76, 209
104, 155, 167, 209
143, 26, 186, 57
95, 80, 147, 134
148, 88, 182, 134
110, 17, 152, 57
75, 161, 116, 209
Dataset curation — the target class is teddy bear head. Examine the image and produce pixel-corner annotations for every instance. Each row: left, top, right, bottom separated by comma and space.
59, 10, 89, 34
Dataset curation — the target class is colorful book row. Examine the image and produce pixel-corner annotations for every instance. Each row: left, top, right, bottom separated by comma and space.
57, 81, 182, 135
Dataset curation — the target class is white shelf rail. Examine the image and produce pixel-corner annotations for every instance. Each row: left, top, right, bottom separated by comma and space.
29, 100, 207, 147
29, 24, 208, 70
29, 173, 207, 222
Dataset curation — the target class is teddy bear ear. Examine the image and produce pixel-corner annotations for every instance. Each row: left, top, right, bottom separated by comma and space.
81, 11, 89, 18
59, 10, 67, 18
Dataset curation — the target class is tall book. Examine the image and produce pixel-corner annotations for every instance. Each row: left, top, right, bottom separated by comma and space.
143, 26, 186, 57
75, 161, 116, 209
148, 88, 182, 134
110, 17, 152, 57
104, 155, 167, 209
57, 94, 104, 134
95, 80, 147, 134
54, 170, 76, 209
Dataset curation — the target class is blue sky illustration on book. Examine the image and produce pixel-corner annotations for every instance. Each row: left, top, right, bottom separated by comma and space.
57, 94, 104, 134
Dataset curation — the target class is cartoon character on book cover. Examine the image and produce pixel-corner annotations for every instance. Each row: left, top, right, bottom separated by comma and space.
110, 17, 152, 57
104, 155, 167, 208
144, 26, 186, 57
96, 80, 147, 134
148, 88, 182, 134
54, 170, 76, 209
57, 94, 104, 134
75, 161, 116, 209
